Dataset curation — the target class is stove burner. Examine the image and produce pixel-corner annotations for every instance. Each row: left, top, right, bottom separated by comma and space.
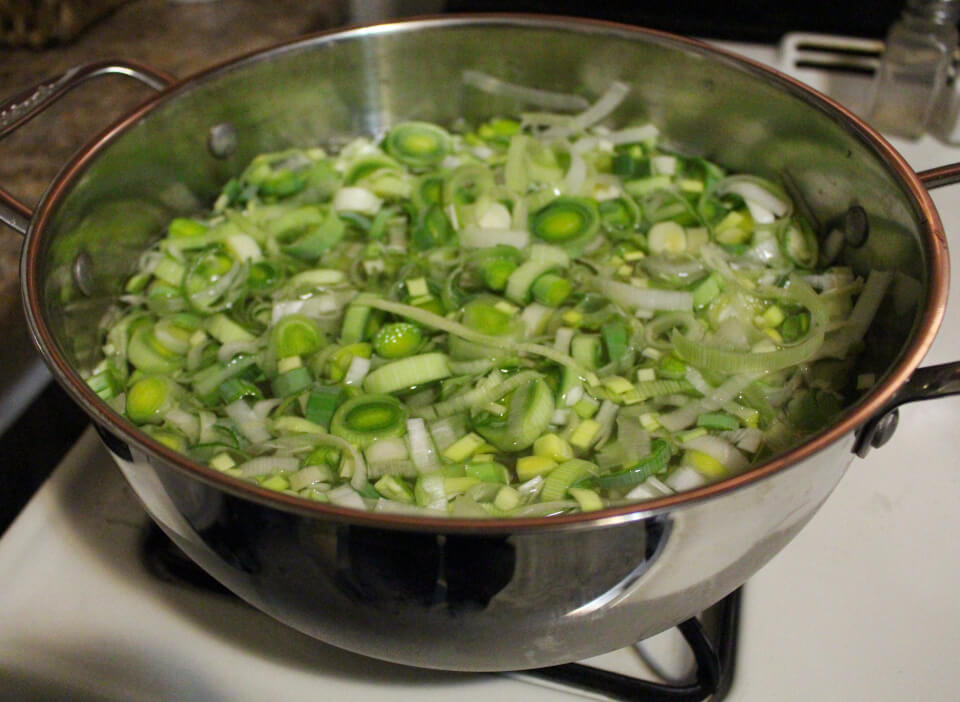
140, 523, 740, 701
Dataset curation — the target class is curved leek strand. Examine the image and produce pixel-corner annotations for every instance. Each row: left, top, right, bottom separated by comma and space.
671, 327, 824, 374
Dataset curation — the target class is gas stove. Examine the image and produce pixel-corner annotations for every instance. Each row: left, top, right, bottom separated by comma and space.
2, 37, 960, 702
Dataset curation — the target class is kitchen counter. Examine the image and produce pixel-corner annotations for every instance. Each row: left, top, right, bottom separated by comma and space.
0, 0, 343, 205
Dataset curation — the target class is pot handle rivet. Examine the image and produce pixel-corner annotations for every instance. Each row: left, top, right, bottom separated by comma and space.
855, 408, 900, 457
869, 408, 899, 450
208, 123, 237, 159
72, 250, 94, 296
844, 205, 869, 248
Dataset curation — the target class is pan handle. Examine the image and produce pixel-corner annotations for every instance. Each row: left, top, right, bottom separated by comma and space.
918, 162, 960, 189
0, 60, 177, 236
855, 362, 960, 456
853, 163, 960, 455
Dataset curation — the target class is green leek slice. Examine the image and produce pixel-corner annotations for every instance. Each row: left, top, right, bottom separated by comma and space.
271, 366, 313, 397
363, 352, 452, 394
373, 322, 424, 359
541, 459, 597, 502
331, 394, 408, 448
126, 375, 178, 424
384, 121, 452, 169
591, 439, 671, 490
272, 206, 345, 261
272, 314, 324, 358
473, 377, 554, 451
529, 196, 600, 252
128, 323, 184, 374
305, 386, 344, 428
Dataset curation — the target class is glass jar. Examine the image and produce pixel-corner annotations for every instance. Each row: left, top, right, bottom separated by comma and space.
865, 0, 960, 139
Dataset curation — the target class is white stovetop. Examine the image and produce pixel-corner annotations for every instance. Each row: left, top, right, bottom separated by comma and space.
2, 39, 960, 702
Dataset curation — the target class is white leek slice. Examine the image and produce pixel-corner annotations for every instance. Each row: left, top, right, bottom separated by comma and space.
544, 81, 631, 139
681, 434, 749, 474
594, 277, 693, 312
225, 399, 272, 444
236, 456, 299, 478
715, 176, 791, 218
225, 233, 263, 262
344, 355, 371, 386
333, 186, 382, 215
406, 418, 440, 472
608, 124, 659, 145
658, 374, 760, 432
460, 226, 530, 248
564, 150, 588, 194
477, 202, 513, 230
665, 465, 708, 491
364, 436, 409, 464
327, 484, 367, 510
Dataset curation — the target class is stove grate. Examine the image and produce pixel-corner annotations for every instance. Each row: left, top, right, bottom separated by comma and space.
522, 590, 739, 701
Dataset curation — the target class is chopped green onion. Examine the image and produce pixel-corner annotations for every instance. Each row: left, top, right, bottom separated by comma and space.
375, 475, 415, 503
219, 377, 263, 404
340, 304, 373, 345
412, 205, 454, 250
205, 314, 255, 344
475, 377, 555, 451
442, 433, 486, 462
692, 274, 722, 307
169, 218, 208, 239
128, 323, 184, 374
516, 455, 557, 481
568, 487, 603, 511
541, 459, 596, 502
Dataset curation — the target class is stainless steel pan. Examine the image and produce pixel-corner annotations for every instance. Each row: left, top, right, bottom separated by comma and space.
2, 16, 960, 671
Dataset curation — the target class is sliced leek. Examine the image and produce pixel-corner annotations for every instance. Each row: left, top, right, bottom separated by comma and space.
330, 394, 408, 448
94, 77, 884, 517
